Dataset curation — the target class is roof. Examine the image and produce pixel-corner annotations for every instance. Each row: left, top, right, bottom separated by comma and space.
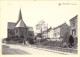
28, 27, 34, 31
15, 19, 26, 28
69, 15, 78, 21
15, 9, 27, 28
53, 22, 66, 30
8, 9, 33, 30
43, 27, 52, 33
8, 22, 15, 29
15, 9, 23, 26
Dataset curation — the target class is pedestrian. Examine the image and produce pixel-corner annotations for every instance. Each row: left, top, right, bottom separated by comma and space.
68, 35, 74, 48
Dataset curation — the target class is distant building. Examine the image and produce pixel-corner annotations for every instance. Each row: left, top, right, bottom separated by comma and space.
42, 30, 48, 39
48, 27, 54, 39
7, 9, 34, 42
53, 22, 70, 42
69, 15, 78, 38
42, 27, 52, 39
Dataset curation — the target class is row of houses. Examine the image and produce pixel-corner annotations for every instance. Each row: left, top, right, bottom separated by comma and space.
42, 15, 78, 42
7, 8, 78, 44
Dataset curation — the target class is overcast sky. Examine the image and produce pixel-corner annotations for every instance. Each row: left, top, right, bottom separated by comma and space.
0, 1, 79, 38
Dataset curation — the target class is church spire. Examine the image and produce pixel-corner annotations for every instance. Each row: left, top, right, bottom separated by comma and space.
15, 8, 27, 28
15, 9, 23, 25
19, 9, 22, 20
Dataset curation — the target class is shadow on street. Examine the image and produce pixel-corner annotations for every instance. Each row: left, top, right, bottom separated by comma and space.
2, 45, 31, 55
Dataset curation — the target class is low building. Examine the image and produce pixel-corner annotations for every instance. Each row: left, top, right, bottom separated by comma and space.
69, 15, 78, 38
42, 27, 52, 39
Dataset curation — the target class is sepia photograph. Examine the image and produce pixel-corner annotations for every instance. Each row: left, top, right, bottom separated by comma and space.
0, 0, 80, 56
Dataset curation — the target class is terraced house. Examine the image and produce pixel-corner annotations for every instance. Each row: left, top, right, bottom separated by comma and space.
53, 22, 70, 42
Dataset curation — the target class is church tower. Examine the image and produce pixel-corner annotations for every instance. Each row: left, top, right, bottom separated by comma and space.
15, 9, 28, 39
7, 8, 34, 44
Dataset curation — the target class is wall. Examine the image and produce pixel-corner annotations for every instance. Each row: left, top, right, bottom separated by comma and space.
53, 27, 60, 39
48, 29, 54, 38
60, 23, 70, 43
8, 29, 15, 38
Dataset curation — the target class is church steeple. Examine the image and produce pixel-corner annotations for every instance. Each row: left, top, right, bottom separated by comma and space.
15, 9, 27, 28
15, 9, 23, 25
19, 9, 22, 20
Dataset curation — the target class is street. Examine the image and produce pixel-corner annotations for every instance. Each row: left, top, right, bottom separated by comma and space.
2, 43, 76, 55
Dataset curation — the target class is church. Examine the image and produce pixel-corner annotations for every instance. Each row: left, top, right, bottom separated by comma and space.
7, 9, 34, 43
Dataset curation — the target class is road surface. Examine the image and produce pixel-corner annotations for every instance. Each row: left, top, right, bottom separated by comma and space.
2, 43, 76, 55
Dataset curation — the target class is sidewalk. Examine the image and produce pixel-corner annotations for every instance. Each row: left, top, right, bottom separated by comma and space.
23, 45, 77, 55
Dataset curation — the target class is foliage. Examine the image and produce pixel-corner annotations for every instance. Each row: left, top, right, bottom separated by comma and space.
27, 36, 34, 44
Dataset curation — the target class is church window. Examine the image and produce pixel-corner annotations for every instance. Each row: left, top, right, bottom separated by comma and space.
30, 34, 32, 37
16, 29, 18, 33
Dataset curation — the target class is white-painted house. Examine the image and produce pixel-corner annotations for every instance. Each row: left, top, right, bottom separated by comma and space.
48, 28, 54, 39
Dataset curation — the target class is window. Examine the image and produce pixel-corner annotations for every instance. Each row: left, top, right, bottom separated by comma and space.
16, 29, 18, 33
9, 31, 12, 34
58, 32, 60, 35
54, 33, 56, 36
72, 30, 76, 35
26, 30, 28, 34
30, 34, 32, 37
73, 23, 75, 27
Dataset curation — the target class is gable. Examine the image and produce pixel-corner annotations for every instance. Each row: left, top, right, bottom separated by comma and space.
15, 19, 26, 28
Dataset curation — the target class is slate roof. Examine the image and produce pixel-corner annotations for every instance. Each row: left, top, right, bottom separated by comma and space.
8, 22, 15, 29
53, 23, 66, 30
15, 19, 26, 28
69, 15, 78, 21
8, 9, 33, 32
42, 27, 52, 33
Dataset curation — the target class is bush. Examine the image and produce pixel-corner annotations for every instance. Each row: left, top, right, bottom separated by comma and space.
27, 36, 34, 44
40, 38, 46, 42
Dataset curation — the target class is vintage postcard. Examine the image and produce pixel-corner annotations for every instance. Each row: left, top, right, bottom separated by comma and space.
0, 0, 80, 57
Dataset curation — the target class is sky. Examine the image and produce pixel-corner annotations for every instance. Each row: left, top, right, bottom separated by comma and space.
0, 1, 79, 39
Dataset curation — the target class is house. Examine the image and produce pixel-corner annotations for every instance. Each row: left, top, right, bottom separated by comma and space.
42, 27, 52, 39
7, 9, 34, 43
53, 22, 70, 42
69, 15, 78, 38
48, 27, 54, 39
42, 31, 48, 39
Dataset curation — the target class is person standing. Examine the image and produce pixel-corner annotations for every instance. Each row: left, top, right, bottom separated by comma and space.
68, 35, 74, 48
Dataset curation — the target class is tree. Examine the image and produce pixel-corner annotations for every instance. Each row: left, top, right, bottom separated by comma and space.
27, 36, 34, 44
36, 20, 48, 39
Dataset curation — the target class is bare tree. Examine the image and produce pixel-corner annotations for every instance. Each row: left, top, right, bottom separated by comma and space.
36, 20, 48, 39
